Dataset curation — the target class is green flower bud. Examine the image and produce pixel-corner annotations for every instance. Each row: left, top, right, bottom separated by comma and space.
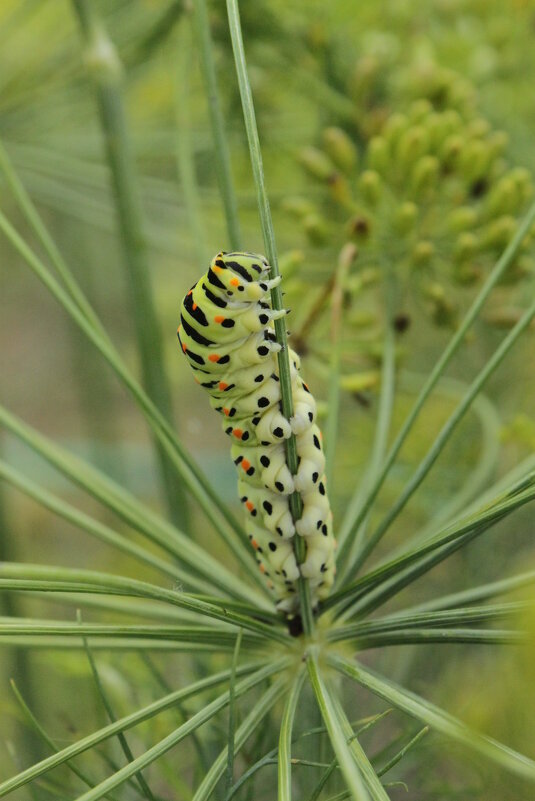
481, 215, 516, 249
368, 136, 389, 173
348, 310, 377, 328
358, 170, 382, 204
412, 240, 435, 266
484, 307, 523, 328
351, 54, 380, 98
298, 146, 336, 181
467, 118, 491, 140
454, 232, 479, 261
322, 127, 358, 174
328, 173, 353, 208
303, 213, 329, 245
394, 201, 418, 234
340, 371, 380, 392
447, 206, 478, 232
485, 177, 517, 218
397, 126, 430, 168
460, 139, 491, 182
408, 99, 433, 122
452, 262, 482, 286
347, 212, 372, 241
440, 134, 464, 170
424, 282, 456, 327
382, 113, 409, 150
281, 196, 316, 219
411, 155, 439, 194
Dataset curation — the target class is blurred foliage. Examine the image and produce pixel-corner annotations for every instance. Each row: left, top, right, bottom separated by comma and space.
0, 0, 535, 799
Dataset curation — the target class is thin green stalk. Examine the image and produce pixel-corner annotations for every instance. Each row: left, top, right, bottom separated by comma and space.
330, 655, 535, 782
80, 625, 157, 801
192, 0, 242, 249
0, 661, 264, 797
353, 296, 535, 572
225, 629, 243, 797
325, 244, 357, 487
353, 628, 523, 649
0, 460, 213, 593
64, 662, 287, 801
72, 0, 189, 531
375, 727, 428, 778
330, 602, 528, 642
0, 563, 291, 643
337, 259, 397, 582
0, 404, 265, 607
322, 471, 535, 614
337, 197, 535, 554
307, 649, 371, 800
193, 677, 287, 801
0, 208, 264, 593
402, 571, 535, 616
278, 669, 306, 801
226, 0, 314, 633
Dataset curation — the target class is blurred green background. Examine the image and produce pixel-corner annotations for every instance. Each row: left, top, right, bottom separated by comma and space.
1, 0, 535, 797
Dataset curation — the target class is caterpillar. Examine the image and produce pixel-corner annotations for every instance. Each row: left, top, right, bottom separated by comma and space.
177, 251, 336, 614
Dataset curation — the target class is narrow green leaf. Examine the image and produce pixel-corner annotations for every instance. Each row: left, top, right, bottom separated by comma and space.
278, 669, 306, 801
0, 660, 269, 797
331, 655, 535, 782
375, 727, 428, 778
307, 650, 371, 801
225, 629, 243, 797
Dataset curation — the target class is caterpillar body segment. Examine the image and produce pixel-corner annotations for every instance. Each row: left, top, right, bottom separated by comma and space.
178, 251, 336, 615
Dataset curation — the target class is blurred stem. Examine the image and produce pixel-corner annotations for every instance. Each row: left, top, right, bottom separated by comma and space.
325, 244, 357, 488
173, 22, 208, 269
226, 0, 314, 634
192, 0, 242, 250
71, 0, 189, 531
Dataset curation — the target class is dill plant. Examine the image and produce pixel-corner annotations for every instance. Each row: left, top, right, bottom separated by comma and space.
0, 2, 534, 800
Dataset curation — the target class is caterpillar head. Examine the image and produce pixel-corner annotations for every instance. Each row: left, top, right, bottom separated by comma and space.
208, 252, 279, 302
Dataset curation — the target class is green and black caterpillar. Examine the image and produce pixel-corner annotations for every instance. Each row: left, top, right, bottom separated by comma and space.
177, 251, 336, 613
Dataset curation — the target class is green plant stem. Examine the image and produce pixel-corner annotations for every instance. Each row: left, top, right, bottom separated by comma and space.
355, 296, 535, 569
337, 197, 535, 557
307, 649, 371, 800
226, 0, 314, 633
0, 460, 213, 594
330, 655, 535, 782
10, 681, 123, 801
71, 0, 189, 531
192, 0, 242, 249
192, 677, 287, 801
375, 727, 428, 778
0, 563, 290, 644
0, 659, 285, 798
225, 629, 243, 797
352, 628, 523, 648
278, 669, 306, 801
80, 625, 156, 801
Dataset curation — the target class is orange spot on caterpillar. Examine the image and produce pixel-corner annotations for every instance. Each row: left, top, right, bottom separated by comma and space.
187, 290, 192, 296
192, 302, 198, 311
223, 408, 230, 416
267, 581, 274, 589
245, 501, 254, 512
251, 539, 259, 550
259, 564, 266, 573
218, 382, 228, 391
241, 459, 251, 472
230, 277, 240, 287
208, 354, 220, 363
214, 315, 225, 324
233, 428, 243, 439
182, 344, 187, 353
213, 265, 223, 273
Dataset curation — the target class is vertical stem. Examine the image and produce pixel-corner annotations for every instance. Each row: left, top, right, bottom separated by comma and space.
192, 0, 242, 250
226, 0, 314, 634
71, 0, 189, 531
